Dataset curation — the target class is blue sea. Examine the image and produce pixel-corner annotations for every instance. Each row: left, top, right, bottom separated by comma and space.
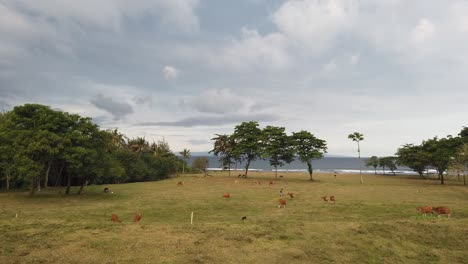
184, 156, 425, 175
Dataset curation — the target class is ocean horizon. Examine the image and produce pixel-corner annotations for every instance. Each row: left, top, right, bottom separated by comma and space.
182, 156, 430, 175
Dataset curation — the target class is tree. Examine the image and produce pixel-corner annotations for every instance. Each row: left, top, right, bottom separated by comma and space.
231, 122, 263, 178
192, 157, 209, 176
448, 143, 467, 185
128, 137, 149, 159
179, 148, 191, 174
396, 144, 429, 178
379, 156, 397, 175
422, 136, 462, 185
262, 126, 295, 178
365, 156, 379, 175
291, 131, 327, 181
210, 134, 236, 176
348, 132, 364, 184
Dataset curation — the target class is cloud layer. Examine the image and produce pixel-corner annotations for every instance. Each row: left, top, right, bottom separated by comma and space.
1, 0, 467, 155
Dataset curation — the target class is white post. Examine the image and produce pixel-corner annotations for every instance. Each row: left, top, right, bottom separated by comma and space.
191, 211, 193, 225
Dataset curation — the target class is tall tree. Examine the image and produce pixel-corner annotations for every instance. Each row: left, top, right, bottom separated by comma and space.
422, 136, 463, 185
396, 144, 429, 178
128, 137, 149, 159
448, 143, 467, 185
210, 134, 236, 176
365, 156, 379, 175
379, 156, 397, 175
348, 132, 364, 184
262, 126, 295, 178
179, 148, 191, 174
291, 131, 327, 181
192, 157, 209, 176
231, 122, 263, 178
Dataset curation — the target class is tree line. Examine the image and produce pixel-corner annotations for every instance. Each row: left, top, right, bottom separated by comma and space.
0, 104, 183, 194
366, 127, 467, 185
210, 121, 327, 180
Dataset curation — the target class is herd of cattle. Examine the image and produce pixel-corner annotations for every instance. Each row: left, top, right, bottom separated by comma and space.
109, 179, 453, 222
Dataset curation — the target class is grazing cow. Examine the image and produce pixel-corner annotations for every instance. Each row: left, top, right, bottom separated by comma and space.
111, 214, 121, 223
278, 199, 287, 208
241, 216, 247, 222
433, 207, 452, 218
287, 192, 295, 198
329, 196, 336, 204
321, 196, 329, 202
103, 187, 110, 193
133, 212, 142, 222
416, 206, 433, 216
223, 193, 231, 198
177, 181, 184, 186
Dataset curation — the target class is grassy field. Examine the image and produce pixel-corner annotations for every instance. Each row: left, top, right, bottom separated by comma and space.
1, 172, 467, 264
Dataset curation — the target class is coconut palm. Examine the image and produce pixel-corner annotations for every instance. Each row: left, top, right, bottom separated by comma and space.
179, 148, 191, 174
348, 132, 364, 184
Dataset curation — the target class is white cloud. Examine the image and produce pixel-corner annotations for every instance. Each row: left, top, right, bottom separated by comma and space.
185, 88, 248, 114
349, 54, 360, 65
323, 60, 337, 73
163, 66, 178, 80
411, 18, 436, 43
219, 28, 290, 70
272, 0, 358, 53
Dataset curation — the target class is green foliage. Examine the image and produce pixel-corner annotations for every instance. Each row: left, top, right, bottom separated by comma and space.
0, 104, 182, 193
291, 130, 327, 180
192, 157, 209, 174
262, 126, 295, 178
210, 134, 237, 173
231, 121, 263, 177
396, 144, 428, 177
179, 148, 191, 174
365, 156, 379, 174
379, 157, 397, 175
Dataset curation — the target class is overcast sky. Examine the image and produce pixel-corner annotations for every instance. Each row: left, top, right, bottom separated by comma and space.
1, 0, 467, 156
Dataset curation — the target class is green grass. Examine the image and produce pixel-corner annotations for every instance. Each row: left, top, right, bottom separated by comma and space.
1, 172, 468, 264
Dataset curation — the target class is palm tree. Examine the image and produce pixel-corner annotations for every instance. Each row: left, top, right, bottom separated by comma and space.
348, 132, 364, 184
210, 134, 235, 176
179, 148, 191, 174
128, 137, 149, 159
110, 128, 127, 148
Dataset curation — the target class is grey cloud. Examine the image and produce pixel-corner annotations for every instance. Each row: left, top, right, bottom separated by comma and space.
187, 139, 209, 145
136, 113, 280, 127
90, 94, 133, 120
133, 95, 153, 106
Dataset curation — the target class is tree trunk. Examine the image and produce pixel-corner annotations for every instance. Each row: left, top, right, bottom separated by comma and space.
464, 173, 466, 186
78, 178, 88, 195
55, 163, 65, 187
307, 161, 314, 181
6, 172, 10, 191
244, 160, 251, 178
182, 162, 185, 174
65, 169, 72, 195
374, 167, 377, 175
29, 176, 36, 196
439, 171, 445, 185
228, 162, 231, 177
275, 165, 278, 179
45, 161, 52, 188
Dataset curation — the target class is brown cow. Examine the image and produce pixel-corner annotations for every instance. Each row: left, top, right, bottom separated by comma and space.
278, 199, 287, 208
433, 207, 452, 218
321, 196, 329, 201
111, 214, 121, 223
133, 212, 142, 222
416, 206, 433, 216
329, 196, 336, 204
287, 192, 295, 198
177, 181, 184, 186
223, 193, 231, 198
